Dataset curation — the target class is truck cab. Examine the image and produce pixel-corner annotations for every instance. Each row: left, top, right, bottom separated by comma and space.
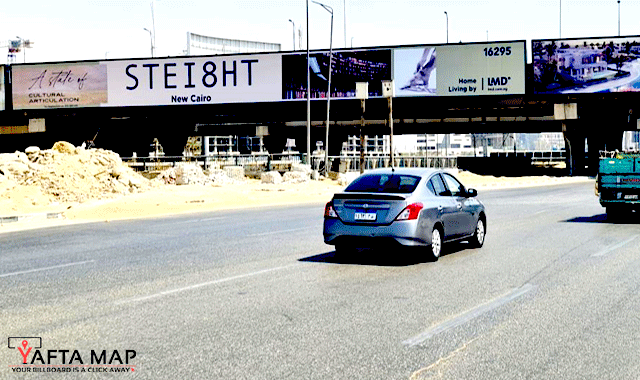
597, 151, 640, 217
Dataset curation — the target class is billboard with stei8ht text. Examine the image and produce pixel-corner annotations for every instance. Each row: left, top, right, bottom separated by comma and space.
12, 54, 283, 109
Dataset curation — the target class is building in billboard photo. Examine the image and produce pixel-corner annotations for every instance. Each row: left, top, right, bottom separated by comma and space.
533, 36, 640, 94
282, 50, 391, 100
555, 48, 612, 83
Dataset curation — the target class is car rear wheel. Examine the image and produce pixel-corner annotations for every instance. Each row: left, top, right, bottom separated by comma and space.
429, 227, 443, 261
469, 218, 486, 248
334, 244, 349, 256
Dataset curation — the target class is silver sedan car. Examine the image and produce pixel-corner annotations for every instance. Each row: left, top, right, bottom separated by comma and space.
323, 168, 486, 260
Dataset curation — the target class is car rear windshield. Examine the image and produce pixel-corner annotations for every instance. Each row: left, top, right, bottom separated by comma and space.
344, 174, 421, 194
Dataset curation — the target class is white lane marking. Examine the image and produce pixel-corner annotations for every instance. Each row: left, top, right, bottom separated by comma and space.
403, 284, 535, 347
0, 260, 95, 278
248, 227, 309, 237
591, 235, 639, 258
117, 264, 297, 304
171, 217, 226, 225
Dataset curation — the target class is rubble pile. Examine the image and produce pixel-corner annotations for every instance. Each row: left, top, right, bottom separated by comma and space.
260, 164, 312, 184
154, 163, 240, 186
0, 141, 152, 204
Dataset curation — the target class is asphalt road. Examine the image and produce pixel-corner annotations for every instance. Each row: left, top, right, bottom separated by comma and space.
2, 181, 640, 379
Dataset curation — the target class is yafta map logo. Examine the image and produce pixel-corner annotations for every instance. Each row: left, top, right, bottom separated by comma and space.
8, 338, 41, 364
7, 337, 136, 374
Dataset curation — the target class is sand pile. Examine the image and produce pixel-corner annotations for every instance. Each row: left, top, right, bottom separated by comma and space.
0, 142, 152, 210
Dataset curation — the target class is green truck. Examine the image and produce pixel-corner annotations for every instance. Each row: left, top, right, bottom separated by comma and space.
597, 151, 640, 217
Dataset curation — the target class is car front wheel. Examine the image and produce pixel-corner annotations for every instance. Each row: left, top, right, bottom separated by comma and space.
470, 218, 486, 248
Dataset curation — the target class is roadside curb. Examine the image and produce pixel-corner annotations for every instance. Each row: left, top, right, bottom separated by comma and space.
0, 177, 594, 232
0, 212, 64, 226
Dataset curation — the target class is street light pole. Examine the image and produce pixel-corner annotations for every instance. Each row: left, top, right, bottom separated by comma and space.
312, 1, 334, 176
444, 11, 448, 43
306, 0, 311, 165
289, 19, 296, 50
343, 0, 347, 48
143, 28, 154, 57
559, 0, 562, 38
618, 0, 621, 36
151, 0, 156, 56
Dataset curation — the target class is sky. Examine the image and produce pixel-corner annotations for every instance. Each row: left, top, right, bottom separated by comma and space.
0, 0, 639, 65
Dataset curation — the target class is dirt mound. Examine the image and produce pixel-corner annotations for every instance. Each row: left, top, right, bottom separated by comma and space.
0, 142, 152, 210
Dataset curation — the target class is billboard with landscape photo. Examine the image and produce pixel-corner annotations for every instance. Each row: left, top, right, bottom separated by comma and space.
533, 35, 640, 94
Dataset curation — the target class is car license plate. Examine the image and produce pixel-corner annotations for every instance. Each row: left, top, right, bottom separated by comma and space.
354, 212, 376, 221
625, 194, 639, 200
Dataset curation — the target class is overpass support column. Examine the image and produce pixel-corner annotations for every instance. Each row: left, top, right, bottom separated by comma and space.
563, 122, 586, 176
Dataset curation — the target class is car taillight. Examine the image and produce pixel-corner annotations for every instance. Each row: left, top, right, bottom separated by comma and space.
395, 203, 424, 221
324, 202, 338, 218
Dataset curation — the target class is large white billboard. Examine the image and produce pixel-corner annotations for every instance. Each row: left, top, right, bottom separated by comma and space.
12, 54, 283, 109
394, 41, 526, 96
108, 54, 282, 106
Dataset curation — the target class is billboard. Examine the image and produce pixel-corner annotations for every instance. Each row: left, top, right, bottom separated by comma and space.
12, 54, 283, 109
12, 63, 108, 109
533, 35, 640, 94
11, 41, 524, 110
282, 50, 391, 100
394, 41, 526, 96
107, 54, 282, 107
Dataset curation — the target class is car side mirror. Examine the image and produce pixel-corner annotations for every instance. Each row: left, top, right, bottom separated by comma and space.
465, 188, 478, 197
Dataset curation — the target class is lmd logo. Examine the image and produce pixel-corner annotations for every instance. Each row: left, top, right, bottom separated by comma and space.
486, 76, 511, 86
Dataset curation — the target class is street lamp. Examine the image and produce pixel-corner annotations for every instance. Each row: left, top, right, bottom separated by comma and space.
289, 19, 296, 50
143, 28, 154, 57
444, 11, 448, 43
312, 0, 334, 176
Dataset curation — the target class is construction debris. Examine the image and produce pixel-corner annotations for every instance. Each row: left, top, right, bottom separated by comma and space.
154, 163, 241, 186
0, 142, 152, 205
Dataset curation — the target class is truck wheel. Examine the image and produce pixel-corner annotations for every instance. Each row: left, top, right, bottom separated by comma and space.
606, 206, 622, 221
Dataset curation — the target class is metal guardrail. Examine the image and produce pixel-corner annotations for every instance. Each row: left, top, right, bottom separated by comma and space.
122, 153, 303, 172
489, 150, 566, 162
122, 153, 458, 173
319, 156, 457, 172
123, 151, 565, 173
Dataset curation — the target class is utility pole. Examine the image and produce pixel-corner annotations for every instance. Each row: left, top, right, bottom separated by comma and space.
382, 80, 395, 169
356, 82, 368, 174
